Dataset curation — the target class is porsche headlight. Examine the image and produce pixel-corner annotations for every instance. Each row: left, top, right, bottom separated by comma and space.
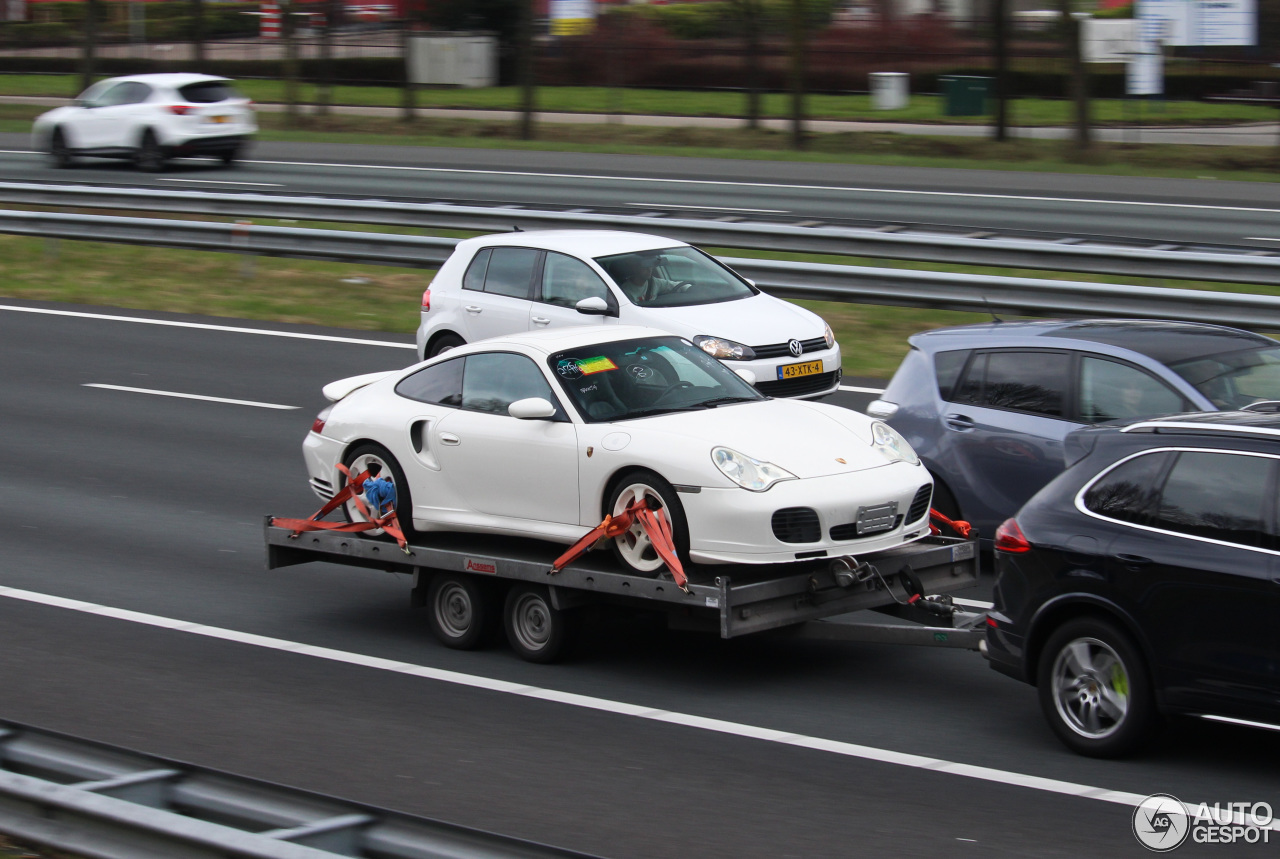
712, 446, 796, 492
693, 335, 756, 361
823, 322, 835, 350
871, 421, 919, 465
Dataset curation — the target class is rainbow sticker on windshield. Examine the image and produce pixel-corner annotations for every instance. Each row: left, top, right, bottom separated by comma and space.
577, 356, 618, 375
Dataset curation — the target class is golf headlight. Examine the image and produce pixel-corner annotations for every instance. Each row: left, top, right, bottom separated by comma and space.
712, 446, 796, 492
871, 421, 919, 465
823, 322, 835, 349
693, 335, 756, 361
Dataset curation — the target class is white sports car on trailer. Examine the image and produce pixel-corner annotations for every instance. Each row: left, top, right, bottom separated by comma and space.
302, 326, 933, 574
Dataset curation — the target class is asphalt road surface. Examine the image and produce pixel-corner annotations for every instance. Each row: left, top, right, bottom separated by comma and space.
3, 135, 1280, 252
1, 300, 1276, 857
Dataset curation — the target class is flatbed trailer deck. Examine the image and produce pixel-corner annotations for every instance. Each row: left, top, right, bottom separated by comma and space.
265, 519, 985, 661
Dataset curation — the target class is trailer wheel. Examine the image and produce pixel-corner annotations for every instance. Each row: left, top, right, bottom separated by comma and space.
1036, 617, 1155, 758
425, 573, 493, 650
504, 584, 573, 664
341, 443, 418, 542
605, 469, 689, 576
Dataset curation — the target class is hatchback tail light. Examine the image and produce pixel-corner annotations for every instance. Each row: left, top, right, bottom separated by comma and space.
168, 105, 197, 115
421, 287, 431, 311
310, 417, 326, 434
994, 518, 1032, 553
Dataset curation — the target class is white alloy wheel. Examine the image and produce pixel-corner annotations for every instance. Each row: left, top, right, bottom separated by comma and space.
610, 480, 670, 574
341, 444, 413, 540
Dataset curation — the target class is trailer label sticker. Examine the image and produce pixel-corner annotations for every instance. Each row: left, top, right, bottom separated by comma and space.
705, 597, 719, 608
465, 558, 498, 575
577, 356, 618, 375
951, 542, 976, 562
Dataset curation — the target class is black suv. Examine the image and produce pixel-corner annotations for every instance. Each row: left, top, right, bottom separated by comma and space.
986, 411, 1280, 757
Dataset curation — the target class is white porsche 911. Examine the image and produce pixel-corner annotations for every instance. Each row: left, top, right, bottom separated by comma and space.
303, 326, 934, 574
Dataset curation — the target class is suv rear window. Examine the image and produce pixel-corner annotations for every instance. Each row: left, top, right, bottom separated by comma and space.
179, 81, 241, 103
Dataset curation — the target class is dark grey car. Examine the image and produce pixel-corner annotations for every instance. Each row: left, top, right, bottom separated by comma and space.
867, 319, 1280, 541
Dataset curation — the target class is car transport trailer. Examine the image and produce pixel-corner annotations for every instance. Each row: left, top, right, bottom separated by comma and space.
264, 520, 985, 663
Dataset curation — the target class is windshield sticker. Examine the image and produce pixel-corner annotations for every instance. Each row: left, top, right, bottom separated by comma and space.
577, 356, 618, 375
628, 364, 654, 381
556, 359, 584, 380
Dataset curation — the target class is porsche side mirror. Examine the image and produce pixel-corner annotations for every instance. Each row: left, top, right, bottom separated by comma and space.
508, 397, 558, 420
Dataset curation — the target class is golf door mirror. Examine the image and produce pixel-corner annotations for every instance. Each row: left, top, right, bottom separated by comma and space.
575, 296, 613, 316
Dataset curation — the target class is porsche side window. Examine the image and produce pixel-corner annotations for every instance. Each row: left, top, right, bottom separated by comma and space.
541, 252, 610, 309
1152, 451, 1273, 548
461, 248, 491, 292
462, 353, 564, 419
395, 357, 463, 407
481, 247, 539, 299
1082, 451, 1171, 525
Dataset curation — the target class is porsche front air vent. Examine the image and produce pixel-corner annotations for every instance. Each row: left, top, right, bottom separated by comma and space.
772, 507, 821, 543
907, 484, 933, 523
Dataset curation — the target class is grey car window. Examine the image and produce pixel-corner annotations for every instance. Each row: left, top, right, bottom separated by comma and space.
934, 349, 971, 400
1082, 451, 1171, 524
119, 82, 153, 105
961, 350, 1071, 417
94, 83, 135, 108
1153, 451, 1273, 548
1079, 357, 1187, 423
541, 252, 610, 308
462, 352, 564, 419
481, 248, 539, 299
395, 357, 463, 406
462, 248, 491, 292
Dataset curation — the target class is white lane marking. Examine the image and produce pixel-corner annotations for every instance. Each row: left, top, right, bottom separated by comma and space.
839, 385, 885, 394
1201, 714, 1280, 733
0, 305, 417, 350
240, 158, 1280, 216
155, 178, 286, 188
0, 584, 1171, 810
951, 597, 994, 610
83, 384, 299, 410
623, 202, 789, 214
1246, 237, 1280, 242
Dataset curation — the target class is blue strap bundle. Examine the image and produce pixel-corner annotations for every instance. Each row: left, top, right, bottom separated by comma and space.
364, 476, 397, 516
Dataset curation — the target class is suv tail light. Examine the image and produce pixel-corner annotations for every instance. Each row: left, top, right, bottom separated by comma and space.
421, 287, 431, 311
168, 105, 196, 115
994, 518, 1032, 553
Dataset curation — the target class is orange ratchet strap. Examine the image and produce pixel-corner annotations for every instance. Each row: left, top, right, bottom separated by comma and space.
551, 497, 689, 593
270, 463, 410, 552
929, 507, 973, 539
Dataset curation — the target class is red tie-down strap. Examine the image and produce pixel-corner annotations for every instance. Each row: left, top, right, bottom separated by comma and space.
270, 463, 409, 552
551, 497, 688, 593
929, 507, 973, 539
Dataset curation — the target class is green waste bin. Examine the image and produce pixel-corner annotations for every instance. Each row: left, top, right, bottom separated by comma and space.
940, 76, 992, 116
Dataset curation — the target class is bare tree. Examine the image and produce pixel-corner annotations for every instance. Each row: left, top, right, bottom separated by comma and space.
80, 0, 98, 93
727, 0, 766, 129
282, 0, 300, 127
1059, 0, 1091, 149
992, 0, 1008, 140
318, 0, 342, 116
517, 0, 535, 140
401, 19, 417, 123
789, 0, 806, 148
190, 0, 205, 65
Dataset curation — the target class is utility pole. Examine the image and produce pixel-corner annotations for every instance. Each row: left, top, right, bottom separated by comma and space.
992, 0, 1008, 141
518, 0, 536, 140
190, 0, 205, 65
788, 0, 806, 149
80, 0, 98, 92
1060, 1, 1091, 150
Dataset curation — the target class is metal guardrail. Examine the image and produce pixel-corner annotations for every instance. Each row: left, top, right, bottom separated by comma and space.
8, 208, 1280, 331
0, 719, 600, 859
4, 181, 1280, 285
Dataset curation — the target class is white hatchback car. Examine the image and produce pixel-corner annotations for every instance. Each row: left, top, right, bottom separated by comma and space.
415, 230, 843, 399
32, 73, 256, 171
305, 326, 932, 575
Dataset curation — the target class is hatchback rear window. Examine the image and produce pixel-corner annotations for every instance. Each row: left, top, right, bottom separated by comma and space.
178, 81, 241, 103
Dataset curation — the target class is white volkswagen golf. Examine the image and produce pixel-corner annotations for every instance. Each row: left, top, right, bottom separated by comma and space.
415, 230, 843, 399
305, 326, 932, 574
32, 73, 256, 171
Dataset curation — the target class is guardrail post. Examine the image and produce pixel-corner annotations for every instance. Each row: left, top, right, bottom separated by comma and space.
233, 220, 256, 279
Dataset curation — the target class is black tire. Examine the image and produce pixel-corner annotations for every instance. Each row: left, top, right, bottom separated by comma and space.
220, 148, 239, 167
48, 128, 73, 169
1036, 617, 1155, 758
928, 473, 962, 522
503, 584, 574, 664
135, 130, 166, 173
604, 469, 690, 577
340, 442, 418, 542
425, 573, 494, 650
427, 333, 465, 359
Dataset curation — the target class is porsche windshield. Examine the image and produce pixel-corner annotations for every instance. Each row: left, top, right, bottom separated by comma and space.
550, 337, 764, 422
595, 246, 757, 308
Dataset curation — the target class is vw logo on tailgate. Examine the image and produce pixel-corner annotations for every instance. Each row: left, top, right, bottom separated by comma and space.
788, 339, 803, 357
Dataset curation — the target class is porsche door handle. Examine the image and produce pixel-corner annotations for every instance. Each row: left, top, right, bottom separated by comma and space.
440, 433, 461, 446
531, 316, 551, 326
943, 414, 975, 432
464, 305, 482, 314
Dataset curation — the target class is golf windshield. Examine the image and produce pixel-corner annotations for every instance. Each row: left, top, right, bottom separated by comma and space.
595, 246, 757, 307
550, 337, 764, 422
1168, 345, 1280, 410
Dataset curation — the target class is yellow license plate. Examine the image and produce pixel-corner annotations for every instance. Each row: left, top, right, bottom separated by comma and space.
211, 115, 230, 123
778, 360, 823, 380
